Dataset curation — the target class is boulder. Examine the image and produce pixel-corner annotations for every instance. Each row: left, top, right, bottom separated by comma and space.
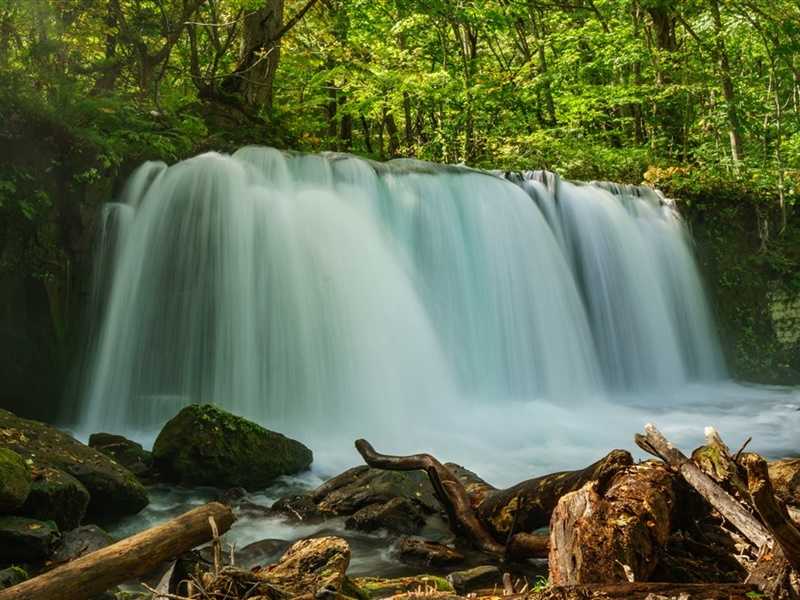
0, 447, 31, 512
0, 566, 28, 590
395, 537, 464, 567
345, 497, 424, 534
271, 494, 322, 522
152, 404, 313, 490
88, 433, 154, 481
315, 467, 439, 515
0, 409, 148, 519
255, 536, 350, 597
0, 516, 59, 561
19, 467, 90, 531
51, 524, 114, 563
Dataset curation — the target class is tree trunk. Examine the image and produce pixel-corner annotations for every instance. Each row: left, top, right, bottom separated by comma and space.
0, 502, 235, 600
530, 582, 757, 600
709, 0, 744, 163
548, 461, 675, 585
231, 0, 284, 110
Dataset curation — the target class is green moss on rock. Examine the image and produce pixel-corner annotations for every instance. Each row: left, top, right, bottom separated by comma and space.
0, 516, 59, 561
0, 565, 28, 590
0, 448, 31, 512
0, 409, 148, 519
152, 404, 313, 490
19, 467, 90, 530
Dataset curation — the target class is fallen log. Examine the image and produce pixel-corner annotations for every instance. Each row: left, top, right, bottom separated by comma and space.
0, 502, 235, 600
548, 461, 675, 585
635, 423, 772, 549
528, 582, 757, 600
742, 452, 800, 574
354, 439, 632, 558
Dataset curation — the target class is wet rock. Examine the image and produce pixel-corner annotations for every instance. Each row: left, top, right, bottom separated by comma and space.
0, 565, 28, 590
396, 537, 464, 567
351, 575, 455, 599
446, 565, 502, 594
0, 516, 59, 560
152, 404, 313, 490
315, 467, 439, 515
235, 538, 292, 568
345, 497, 424, 535
255, 536, 350, 597
52, 524, 114, 563
88, 433, 154, 481
220, 487, 248, 506
19, 467, 90, 531
271, 493, 322, 522
0, 409, 148, 519
0, 447, 31, 512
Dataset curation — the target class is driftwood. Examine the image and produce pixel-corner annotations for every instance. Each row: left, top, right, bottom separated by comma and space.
635, 423, 772, 548
354, 439, 632, 558
548, 461, 675, 585
0, 502, 235, 600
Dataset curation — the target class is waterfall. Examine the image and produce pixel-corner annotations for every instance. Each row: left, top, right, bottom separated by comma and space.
76, 148, 725, 434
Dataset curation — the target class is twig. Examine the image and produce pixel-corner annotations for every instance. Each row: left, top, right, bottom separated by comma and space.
734, 437, 753, 463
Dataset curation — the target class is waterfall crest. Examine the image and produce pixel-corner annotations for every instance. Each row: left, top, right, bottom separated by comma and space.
78, 148, 725, 433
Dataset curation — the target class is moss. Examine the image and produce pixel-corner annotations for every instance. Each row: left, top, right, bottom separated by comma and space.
353, 576, 455, 599
0, 448, 31, 512
152, 404, 313, 490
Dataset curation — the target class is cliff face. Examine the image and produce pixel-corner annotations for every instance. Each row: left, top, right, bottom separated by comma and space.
680, 194, 800, 385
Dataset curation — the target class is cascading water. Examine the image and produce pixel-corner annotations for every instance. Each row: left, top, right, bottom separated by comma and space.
76, 147, 729, 440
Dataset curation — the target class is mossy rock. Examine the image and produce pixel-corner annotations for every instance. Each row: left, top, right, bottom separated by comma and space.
89, 433, 154, 482
352, 575, 454, 599
0, 565, 28, 590
0, 516, 59, 561
0, 448, 31, 512
152, 404, 313, 490
19, 467, 90, 531
0, 409, 148, 519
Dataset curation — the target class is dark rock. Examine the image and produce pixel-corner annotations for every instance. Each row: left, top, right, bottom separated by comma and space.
0, 448, 31, 512
235, 538, 292, 569
219, 487, 248, 506
52, 524, 114, 563
19, 467, 90, 531
0, 516, 59, 561
0, 409, 148, 519
311, 465, 370, 502
256, 536, 350, 597
0, 565, 28, 590
152, 404, 313, 490
446, 565, 502, 594
271, 493, 322, 522
316, 468, 439, 515
88, 433, 154, 481
396, 537, 464, 567
345, 497, 424, 535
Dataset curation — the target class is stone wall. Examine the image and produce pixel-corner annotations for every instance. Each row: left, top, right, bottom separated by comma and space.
769, 290, 800, 348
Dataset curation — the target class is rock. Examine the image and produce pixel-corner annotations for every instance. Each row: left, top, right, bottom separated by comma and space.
152, 404, 313, 490
446, 565, 502, 594
271, 494, 322, 522
0, 409, 148, 519
0, 516, 59, 560
235, 538, 292, 569
88, 433, 154, 481
0, 447, 31, 512
255, 536, 350, 597
768, 457, 800, 506
345, 497, 424, 535
315, 467, 439, 515
19, 467, 90, 531
396, 537, 464, 567
351, 575, 455, 599
51, 524, 114, 563
0, 565, 28, 590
